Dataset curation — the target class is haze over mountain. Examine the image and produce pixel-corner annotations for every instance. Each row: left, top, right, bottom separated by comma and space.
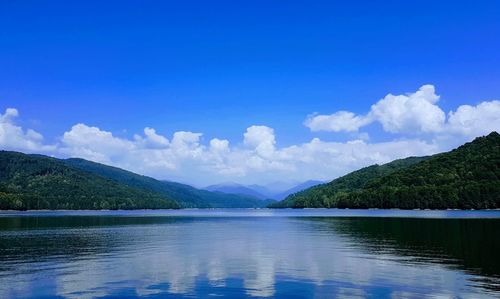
204, 180, 324, 200
273, 180, 325, 200
204, 183, 268, 200
271, 132, 500, 209
63, 158, 276, 209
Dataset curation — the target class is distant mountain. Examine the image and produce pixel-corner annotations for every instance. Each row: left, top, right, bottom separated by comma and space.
270, 132, 500, 209
245, 184, 277, 198
259, 181, 299, 194
273, 180, 324, 200
0, 151, 179, 210
205, 180, 324, 200
204, 183, 268, 199
64, 158, 274, 208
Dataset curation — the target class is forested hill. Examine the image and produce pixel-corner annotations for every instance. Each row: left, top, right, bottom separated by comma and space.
269, 156, 429, 208
63, 158, 211, 208
64, 158, 275, 208
0, 151, 273, 210
0, 151, 179, 210
271, 132, 500, 209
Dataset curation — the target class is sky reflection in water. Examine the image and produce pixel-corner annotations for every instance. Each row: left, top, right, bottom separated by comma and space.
0, 209, 499, 298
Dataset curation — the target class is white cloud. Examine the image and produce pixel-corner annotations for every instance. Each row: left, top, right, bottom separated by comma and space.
1, 86, 498, 186
304, 85, 500, 142
135, 127, 170, 148
0, 108, 19, 121
369, 84, 445, 133
244, 125, 276, 158
171, 131, 204, 158
0, 108, 55, 153
210, 138, 230, 154
275, 137, 438, 182
305, 85, 446, 134
447, 100, 500, 138
305, 111, 372, 132
60, 123, 135, 163
9, 113, 428, 184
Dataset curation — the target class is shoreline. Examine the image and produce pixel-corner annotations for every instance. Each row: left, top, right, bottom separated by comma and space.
1, 207, 500, 212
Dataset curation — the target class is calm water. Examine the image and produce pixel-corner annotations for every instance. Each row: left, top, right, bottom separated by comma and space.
1, 209, 500, 298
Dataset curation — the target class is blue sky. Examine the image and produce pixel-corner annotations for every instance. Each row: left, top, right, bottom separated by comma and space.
1, 1, 500, 185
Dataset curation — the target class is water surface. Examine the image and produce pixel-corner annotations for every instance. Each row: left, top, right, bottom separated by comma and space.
1, 209, 499, 298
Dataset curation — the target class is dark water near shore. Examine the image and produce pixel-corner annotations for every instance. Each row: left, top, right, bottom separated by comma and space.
0, 209, 499, 298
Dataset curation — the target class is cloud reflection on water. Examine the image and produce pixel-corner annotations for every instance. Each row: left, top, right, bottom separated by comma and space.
0, 213, 499, 298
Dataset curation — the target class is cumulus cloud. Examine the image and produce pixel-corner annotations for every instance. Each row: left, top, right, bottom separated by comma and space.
244, 125, 276, 158
210, 138, 229, 153
0, 108, 55, 153
369, 84, 445, 133
1, 86, 499, 186
304, 85, 500, 143
134, 127, 170, 148
0, 108, 19, 121
3, 111, 436, 184
304, 85, 446, 134
447, 100, 500, 138
305, 111, 372, 132
60, 124, 135, 163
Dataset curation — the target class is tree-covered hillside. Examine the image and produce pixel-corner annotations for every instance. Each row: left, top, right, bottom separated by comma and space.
0, 151, 274, 210
271, 132, 500, 209
269, 156, 428, 208
64, 158, 211, 208
64, 158, 274, 208
0, 151, 179, 210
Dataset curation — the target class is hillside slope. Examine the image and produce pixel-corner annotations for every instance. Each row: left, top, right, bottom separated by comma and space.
270, 156, 428, 208
0, 151, 179, 210
204, 183, 268, 199
271, 132, 500, 209
273, 180, 324, 200
64, 158, 273, 208
205, 181, 324, 200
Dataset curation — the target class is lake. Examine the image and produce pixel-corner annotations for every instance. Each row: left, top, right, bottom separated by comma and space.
0, 209, 499, 298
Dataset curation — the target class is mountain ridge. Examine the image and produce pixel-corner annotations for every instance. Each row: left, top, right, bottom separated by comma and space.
204, 183, 268, 199
270, 132, 500, 209
0, 151, 273, 210
63, 158, 274, 208
205, 180, 324, 200
0, 151, 179, 210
